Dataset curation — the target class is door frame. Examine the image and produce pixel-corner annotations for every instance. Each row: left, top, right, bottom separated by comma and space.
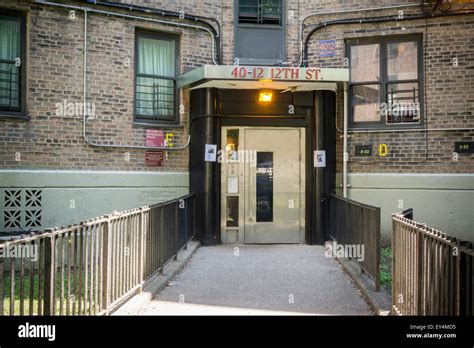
189, 88, 337, 246
220, 126, 306, 244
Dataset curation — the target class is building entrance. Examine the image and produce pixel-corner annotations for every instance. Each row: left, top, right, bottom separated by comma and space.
220, 127, 305, 244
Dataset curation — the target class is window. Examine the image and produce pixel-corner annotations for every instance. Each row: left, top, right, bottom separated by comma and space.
135, 31, 179, 125
238, 0, 282, 25
348, 36, 423, 128
256, 152, 273, 222
0, 10, 26, 117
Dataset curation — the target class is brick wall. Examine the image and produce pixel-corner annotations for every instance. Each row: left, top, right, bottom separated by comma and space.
281, 0, 472, 174
0, 0, 221, 172
332, 15, 473, 174
0, 0, 472, 175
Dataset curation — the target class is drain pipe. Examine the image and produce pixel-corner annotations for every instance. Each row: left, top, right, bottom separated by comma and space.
342, 83, 348, 198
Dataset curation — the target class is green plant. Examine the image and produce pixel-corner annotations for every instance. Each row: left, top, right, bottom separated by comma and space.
380, 246, 392, 292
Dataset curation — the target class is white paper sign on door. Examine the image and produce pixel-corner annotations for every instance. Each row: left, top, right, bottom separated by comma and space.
314, 150, 326, 168
205, 144, 217, 162
227, 176, 238, 193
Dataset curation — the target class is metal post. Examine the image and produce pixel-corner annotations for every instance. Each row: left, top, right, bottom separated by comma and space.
203, 88, 216, 245
184, 198, 188, 250
374, 207, 381, 292
139, 208, 145, 291
43, 229, 55, 316
314, 92, 324, 244
159, 207, 164, 274
174, 202, 178, 261
101, 216, 111, 314
342, 82, 349, 198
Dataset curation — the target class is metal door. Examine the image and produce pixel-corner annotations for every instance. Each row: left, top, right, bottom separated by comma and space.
220, 127, 305, 244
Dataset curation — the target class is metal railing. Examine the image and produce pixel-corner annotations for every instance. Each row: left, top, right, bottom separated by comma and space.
392, 214, 473, 315
328, 194, 381, 291
0, 193, 195, 316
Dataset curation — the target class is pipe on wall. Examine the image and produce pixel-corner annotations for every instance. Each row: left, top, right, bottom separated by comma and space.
283, 2, 421, 66
302, 11, 473, 66
81, 0, 221, 65
343, 83, 348, 198
35, 1, 218, 65
81, 10, 190, 151
34, 0, 203, 150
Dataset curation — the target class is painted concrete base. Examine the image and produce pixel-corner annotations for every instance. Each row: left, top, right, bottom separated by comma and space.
336, 257, 391, 316
337, 173, 474, 244
0, 170, 189, 232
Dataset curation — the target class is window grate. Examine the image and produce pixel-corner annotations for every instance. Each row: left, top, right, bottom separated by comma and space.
385, 82, 421, 124
0, 60, 21, 112
0, 11, 24, 115
134, 30, 179, 124
135, 76, 176, 120
348, 36, 423, 128
238, 0, 282, 25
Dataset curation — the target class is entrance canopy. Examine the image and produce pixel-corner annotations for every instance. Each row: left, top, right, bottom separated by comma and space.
178, 65, 349, 92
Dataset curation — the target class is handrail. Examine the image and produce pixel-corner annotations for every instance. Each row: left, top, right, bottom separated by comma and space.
392, 213, 473, 315
0, 193, 196, 316
329, 194, 381, 291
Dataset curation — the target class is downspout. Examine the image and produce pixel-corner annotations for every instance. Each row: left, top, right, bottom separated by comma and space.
342, 83, 348, 198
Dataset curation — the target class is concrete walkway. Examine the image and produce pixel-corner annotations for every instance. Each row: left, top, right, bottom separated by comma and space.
138, 245, 373, 315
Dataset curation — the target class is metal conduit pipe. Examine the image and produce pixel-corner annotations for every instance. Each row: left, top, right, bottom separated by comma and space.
81, 0, 222, 64
35, 0, 219, 150
282, 2, 421, 66
302, 11, 473, 66
82, 0, 220, 30
342, 83, 348, 198
35, 0, 218, 65
349, 127, 474, 133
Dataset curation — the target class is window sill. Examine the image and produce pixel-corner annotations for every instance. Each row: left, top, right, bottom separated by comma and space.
237, 23, 283, 29
0, 114, 29, 121
133, 121, 184, 129
348, 124, 425, 132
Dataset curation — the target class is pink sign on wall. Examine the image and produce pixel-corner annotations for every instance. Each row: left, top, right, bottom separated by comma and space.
145, 129, 165, 147
145, 151, 164, 166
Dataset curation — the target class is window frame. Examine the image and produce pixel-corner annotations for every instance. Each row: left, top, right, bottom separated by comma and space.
237, 0, 284, 28
0, 9, 27, 119
346, 34, 424, 130
134, 29, 180, 126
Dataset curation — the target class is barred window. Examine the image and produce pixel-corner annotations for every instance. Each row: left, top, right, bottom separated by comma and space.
0, 10, 26, 118
348, 35, 423, 128
134, 30, 179, 125
238, 0, 282, 25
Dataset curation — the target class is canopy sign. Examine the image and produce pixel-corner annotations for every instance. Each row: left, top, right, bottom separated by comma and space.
178, 65, 349, 89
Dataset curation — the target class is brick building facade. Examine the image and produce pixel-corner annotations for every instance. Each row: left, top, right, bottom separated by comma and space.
0, 0, 472, 244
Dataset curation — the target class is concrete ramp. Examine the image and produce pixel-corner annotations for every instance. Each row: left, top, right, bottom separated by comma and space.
138, 245, 373, 315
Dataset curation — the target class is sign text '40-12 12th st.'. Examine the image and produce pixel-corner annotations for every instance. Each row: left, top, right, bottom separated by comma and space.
230, 66, 323, 81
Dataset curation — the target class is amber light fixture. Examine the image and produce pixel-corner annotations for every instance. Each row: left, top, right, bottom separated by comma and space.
259, 91, 273, 103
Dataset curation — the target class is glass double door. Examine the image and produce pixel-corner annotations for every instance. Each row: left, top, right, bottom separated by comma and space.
220, 127, 305, 244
